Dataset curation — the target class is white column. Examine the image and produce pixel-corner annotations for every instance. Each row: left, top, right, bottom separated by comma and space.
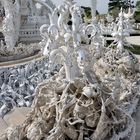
90, 0, 97, 19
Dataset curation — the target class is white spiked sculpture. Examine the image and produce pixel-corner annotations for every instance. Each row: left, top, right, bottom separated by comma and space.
111, 8, 131, 52
124, 7, 135, 33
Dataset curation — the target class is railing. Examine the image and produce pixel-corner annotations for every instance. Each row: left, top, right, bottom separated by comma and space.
19, 30, 40, 36
19, 28, 41, 42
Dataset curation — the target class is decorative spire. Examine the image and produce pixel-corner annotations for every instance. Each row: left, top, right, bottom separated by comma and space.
90, 0, 97, 20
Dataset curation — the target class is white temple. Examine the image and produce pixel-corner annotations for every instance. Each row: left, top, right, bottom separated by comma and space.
0, 0, 55, 47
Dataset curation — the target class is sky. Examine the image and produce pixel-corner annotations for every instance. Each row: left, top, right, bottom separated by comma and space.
51, 0, 137, 14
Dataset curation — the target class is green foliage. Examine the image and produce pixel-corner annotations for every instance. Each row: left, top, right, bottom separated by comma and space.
106, 40, 140, 55
81, 6, 99, 19
135, 1, 140, 10
125, 45, 140, 55
134, 1, 140, 22
108, 0, 134, 17
109, 0, 122, 11
82, 7, 92, 19
109, 0, 134, 11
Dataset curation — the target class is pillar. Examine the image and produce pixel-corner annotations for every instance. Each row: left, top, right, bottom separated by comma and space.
90, 0, 97, 20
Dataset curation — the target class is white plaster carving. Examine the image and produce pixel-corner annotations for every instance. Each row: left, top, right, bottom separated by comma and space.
0, 0, 140, 140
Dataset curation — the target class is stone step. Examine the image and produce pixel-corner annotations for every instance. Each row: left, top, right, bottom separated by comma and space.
0, 118, 8, 135
135, 55, 140, 63
16, 107, 31, 117
3, 107, 31, 126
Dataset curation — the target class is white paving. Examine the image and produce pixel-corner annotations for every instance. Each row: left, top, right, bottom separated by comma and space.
105, 36, 140, 46
126, 36, 140, 46
0, 107, 31, 136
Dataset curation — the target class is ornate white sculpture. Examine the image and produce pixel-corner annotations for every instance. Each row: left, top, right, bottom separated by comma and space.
106, 13, 114, 23
0, 56, 49, 117
124, 7, 135, 33
0, 0, 140, 140
71, 4, 83, 47
1, 0, 20, 51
